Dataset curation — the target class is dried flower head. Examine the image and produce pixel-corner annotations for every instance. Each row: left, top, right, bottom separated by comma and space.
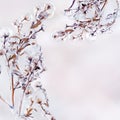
54, 0, 119, 40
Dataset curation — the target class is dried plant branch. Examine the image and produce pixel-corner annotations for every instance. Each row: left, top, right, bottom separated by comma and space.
0, 3, 55, 120
54, 0, 119, 40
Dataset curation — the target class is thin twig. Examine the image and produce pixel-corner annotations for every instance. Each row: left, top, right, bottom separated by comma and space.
11, 73, 15, 107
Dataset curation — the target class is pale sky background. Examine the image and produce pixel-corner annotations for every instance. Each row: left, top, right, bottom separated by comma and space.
0, 0, 120, 120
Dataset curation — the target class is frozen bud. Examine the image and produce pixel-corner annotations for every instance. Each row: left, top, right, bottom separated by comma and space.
45, 3, 55, 18
28, 57, 33, 63
23, 13, 33, 21
0, 28, 13, 38
25, 86, 34, 97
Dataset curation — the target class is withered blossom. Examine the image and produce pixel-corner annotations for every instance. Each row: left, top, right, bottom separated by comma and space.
0, 3, 55, 120
54, 0, 119, 40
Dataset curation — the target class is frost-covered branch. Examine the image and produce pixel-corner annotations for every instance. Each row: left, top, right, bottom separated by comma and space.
54, 0, 119, 40
0, 3, 55, 120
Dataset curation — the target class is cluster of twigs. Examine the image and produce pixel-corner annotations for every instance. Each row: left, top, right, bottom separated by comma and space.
53, 0, 119, 40
0, 3, 55, 120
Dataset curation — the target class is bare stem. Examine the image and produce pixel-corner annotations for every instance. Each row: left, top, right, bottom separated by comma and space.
18, 68, 34, 116
11, 74, 15, 107
19, 91, 25, 116
0, 96, 12, 108
68, 0, 76, 10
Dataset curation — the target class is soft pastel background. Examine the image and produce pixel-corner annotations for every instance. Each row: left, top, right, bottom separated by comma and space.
0, 0, 120, 120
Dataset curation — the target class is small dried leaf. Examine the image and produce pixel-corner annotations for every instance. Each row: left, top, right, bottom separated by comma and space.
31, 42, 36, 45
10, 42, 17, 45
31, 20, 41, 29
20, 38, 29, 43
25, 90, 32, 95
17, 47, 24, 53
8, 54, 16, 61
10, 36, 20, 39
37, 98, 42, 104
25, 108, 33, 117
65, 29, 74, 33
